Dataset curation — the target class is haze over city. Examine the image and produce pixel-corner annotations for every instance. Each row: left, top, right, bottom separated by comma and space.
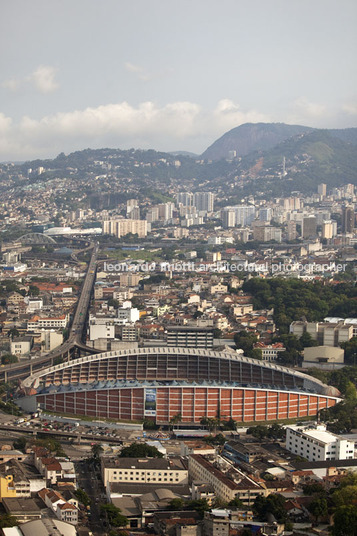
1, 0, 357, 160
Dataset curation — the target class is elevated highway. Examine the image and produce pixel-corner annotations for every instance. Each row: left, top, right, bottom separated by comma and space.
0, 245, 100, 383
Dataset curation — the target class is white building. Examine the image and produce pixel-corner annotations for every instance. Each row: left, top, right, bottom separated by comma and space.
10, 336, 33, 357
89, 323, 115, 341
27, 314, 69, 331
117, 307, 140, 324
40, 329, 64, 352
25, 298, 43, 313
286, 424, 355, 462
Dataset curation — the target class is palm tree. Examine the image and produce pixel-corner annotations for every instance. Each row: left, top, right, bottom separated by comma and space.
91, 443, 104, 463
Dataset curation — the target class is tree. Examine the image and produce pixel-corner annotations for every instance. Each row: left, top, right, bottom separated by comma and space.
253, 494, 287, 523
1, 354, 18, 365
332, 505, 357, 536
7, 328, 19, 338
228, 497, 244, 509
302, 483, 325, 495
74, 488, 91, 507
186, 499, 210, 518
247, 425, 269, 441
299, 332, 319, 348
91, 443, 104, 461
203, 433, 226, 446
0, 514, 18, 528
13, 437, 27, 451
224, 418, 237, 431
267, 423, 285, 440
168, 498, 185, 510
345, 381, 357, 401
119, 443, 163, 458
333, 485, 357, 508
169, 413, 182, 430
100, 504, 128, 528
307, 497, 328, 521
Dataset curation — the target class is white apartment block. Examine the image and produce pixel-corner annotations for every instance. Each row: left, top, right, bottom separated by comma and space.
286, 424, 355, 462
27, 314, 69, 331
290, 321, 353, 347
89, 323, 115, 341
117, 307, 140, 324
103, 218, 147, 238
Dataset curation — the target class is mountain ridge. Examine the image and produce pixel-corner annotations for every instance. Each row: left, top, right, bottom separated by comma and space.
201, 122, 357, 161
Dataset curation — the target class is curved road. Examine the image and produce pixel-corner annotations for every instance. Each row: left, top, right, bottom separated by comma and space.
0, 244, 100, 383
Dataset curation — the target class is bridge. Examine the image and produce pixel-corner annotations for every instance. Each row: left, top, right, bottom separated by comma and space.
0, 424, 123, 444
18, 233, 57, 245
0, 244, 100, 383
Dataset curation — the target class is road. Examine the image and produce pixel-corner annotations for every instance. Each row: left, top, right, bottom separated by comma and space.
0, 423, 124, 444
0, 244, 99, 383
76, 459, 108, 536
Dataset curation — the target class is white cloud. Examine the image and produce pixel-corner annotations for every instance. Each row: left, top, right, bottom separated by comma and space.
29, 65, 59, 93
342, 102, 357, 115
287, 97, 327, 124
2, 65, 59, 95
1, 78, 20, 92
212, 99, 271, 131
124, 62, 151, 81
6, 97, 355, 161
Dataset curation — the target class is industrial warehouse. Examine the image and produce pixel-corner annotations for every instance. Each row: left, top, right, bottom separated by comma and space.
18, 347, 341, 425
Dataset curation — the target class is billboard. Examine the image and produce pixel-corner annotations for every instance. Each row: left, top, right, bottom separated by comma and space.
144, 388, 157, 417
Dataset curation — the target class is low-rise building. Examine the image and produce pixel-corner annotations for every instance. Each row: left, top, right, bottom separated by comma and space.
286, 424, 355, 462
166, 326, 214, 348
302, 346, 344, 369
10, 336, 33, 357
188, 455, 265, 504
2, 497, 41, 523
38, 488, 78, 525
101, 457, 188, 490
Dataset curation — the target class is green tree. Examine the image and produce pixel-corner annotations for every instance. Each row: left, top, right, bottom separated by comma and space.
186, 499, 210, 518
7, 328, 19, 338
100, 504, 128, 528
332, 505, 357, 536
302, 483, 325, 495
91, 443, 104, 461
227, 497, 244, 509
253, 494, 287, 523
74, 488, 91, 507
119, 443, 163, 458
1, 354, 18, 365
247, 425, 269, 441
13, 437, 27, 451
0, 514, 18, 528
168, 498, 185, 510
307, 497, 328, 521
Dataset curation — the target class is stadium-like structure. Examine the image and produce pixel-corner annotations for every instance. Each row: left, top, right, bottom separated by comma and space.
19, 347, 341, 425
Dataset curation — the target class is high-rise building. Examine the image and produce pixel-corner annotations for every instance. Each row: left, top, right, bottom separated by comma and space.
221, 208, 236, 228
318, 183, 327, 197
193, 192, 214, 212
322, 220, 336, 240
158, 202, 174, 221
177, 192, 193, 207
128, 206, 140, 220
342, 205, 355, 233
126, 199, 139, 216
259, 208, 272, 222
234, 206, 256, 226
302, 216, 317, 239
286, 221, 297, 241
103, 219, 147, 238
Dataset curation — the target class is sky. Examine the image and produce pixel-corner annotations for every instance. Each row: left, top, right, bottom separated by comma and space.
1, 0, 356, 161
